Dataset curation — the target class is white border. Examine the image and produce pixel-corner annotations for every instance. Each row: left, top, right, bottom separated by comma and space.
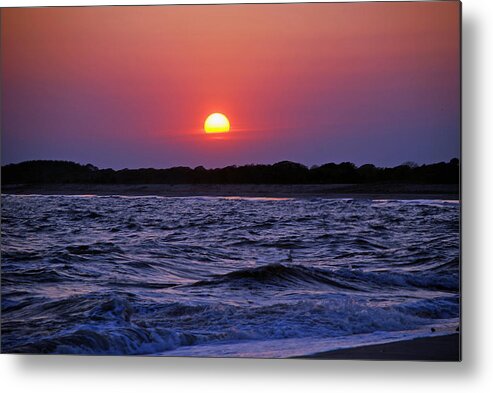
2, 1, 493, 392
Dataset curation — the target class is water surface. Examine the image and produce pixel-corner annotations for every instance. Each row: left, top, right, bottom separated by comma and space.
1, 195, 460, 357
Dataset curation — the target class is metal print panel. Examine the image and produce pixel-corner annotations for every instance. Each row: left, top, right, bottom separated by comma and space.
0, 1, 461, 360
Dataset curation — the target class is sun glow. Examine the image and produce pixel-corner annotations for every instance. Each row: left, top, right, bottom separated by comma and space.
204, 113, 230, 134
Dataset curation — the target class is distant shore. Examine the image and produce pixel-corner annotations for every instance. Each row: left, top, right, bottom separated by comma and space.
1, 183, 459, 200
299, 334, 460, 361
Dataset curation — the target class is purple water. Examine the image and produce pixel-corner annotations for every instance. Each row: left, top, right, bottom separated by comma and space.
1, 195, 460, 357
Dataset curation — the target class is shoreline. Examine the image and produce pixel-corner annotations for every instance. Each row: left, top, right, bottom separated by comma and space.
1, 183, 459, 200
298, 334, 460, 361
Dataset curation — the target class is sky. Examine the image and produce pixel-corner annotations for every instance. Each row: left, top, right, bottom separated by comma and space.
1, 2, 460, 169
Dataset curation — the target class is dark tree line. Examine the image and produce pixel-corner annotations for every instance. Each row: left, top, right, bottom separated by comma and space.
1, 159, 459, 185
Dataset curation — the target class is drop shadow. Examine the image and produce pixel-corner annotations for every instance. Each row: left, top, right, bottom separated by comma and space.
4, 8, 480, 382
459, 8, 480, 376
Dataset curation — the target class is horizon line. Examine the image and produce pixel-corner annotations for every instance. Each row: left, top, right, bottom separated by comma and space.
1, 157, 460, 171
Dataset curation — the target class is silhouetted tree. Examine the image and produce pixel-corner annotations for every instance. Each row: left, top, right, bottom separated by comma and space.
1, 158, 460, 185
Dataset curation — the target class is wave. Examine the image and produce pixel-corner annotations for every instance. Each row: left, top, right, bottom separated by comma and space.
9, 325, 201, 355
5, 294, 459, 355
2, 268, 78, 284
4, 295, 248, 355
66, 242, 123, 255
190, 261, 459, 292
190, 263, 361, 291
333, 264, 459, 292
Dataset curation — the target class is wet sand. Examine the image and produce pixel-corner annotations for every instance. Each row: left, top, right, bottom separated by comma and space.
300, 334, 460, 361
1, 183, 459, 200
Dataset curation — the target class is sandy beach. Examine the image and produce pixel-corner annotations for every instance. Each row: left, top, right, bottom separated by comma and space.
300, 334, 460, 361
1, 183, 459, 200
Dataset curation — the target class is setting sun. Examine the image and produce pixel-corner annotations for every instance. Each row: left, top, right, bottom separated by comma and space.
204, 113, 230, 134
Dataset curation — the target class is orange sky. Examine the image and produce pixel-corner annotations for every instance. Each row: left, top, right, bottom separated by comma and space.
1, 2, 460, 168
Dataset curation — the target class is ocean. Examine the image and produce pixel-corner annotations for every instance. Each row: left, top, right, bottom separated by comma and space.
1, 194, 460, 357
